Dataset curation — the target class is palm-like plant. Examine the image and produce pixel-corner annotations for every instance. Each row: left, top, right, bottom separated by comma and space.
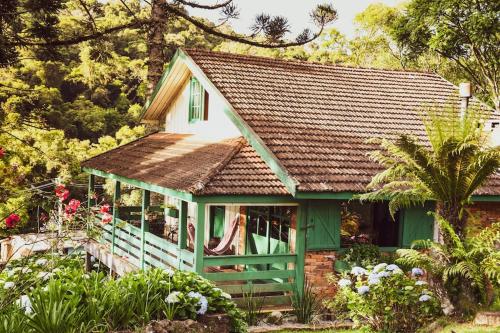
397, 216, 500, 312
359, 104, 500, 239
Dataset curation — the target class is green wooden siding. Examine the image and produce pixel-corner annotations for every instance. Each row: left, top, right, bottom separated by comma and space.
188, 77, 204, 123
306, 200, 341, 250
401, 202, 435, 247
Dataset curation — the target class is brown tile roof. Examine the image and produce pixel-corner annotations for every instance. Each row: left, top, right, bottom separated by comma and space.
82, 133, 288, 195
185, 49, 500, 195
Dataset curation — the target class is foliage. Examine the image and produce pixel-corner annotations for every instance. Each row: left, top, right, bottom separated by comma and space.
396, 216, 500, 315
391, 0, 500, 108
341, 244, 382, 268
327, 263, 441, 332
0, 256, 246, 333
359, 104, 500, 238
241, 287, 265, 326
291, 280, 322, 324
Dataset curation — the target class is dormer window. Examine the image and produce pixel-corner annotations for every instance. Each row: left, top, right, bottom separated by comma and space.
188, 77, 208, 123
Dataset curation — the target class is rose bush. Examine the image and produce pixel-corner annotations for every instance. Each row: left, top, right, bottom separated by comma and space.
326, 263, 441, 333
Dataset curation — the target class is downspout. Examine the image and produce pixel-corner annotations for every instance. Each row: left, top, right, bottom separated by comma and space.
459, 82, 471, 117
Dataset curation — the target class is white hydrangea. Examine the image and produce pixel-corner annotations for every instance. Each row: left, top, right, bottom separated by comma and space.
37, 272, 53, 281
386, 264, 400, 271
197, 296, 208, 315
338, 278, 352, 288
3, 281, 15, 289
166, 291, 181, 304
350, 266, 367, 276
419, 294, 432, 302
373, 263, 387, 273
357, 285, 370, 295
21, 267, 32, 274
35, 258, 48, 266
16, 295, 32, 314
415, 280, 427, 286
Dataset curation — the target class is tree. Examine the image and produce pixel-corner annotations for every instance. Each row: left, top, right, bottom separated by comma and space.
391, 0, 500, 109
359, 105, 500, 240
1, 0, 337, 93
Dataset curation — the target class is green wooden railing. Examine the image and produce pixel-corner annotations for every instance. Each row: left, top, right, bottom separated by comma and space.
96, 217, 193, 271
203, 253, 297, 306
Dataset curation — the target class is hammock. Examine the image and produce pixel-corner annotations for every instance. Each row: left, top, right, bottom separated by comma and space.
187, 215, 239, 255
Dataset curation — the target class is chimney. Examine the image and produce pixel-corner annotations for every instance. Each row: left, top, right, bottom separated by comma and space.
459, 82, 471, 116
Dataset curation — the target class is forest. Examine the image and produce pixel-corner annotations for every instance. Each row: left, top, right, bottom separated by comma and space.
0, 0, 498, 232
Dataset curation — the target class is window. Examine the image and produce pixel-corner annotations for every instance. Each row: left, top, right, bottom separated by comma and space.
188, 77, 208, 122
340, 201, 401, 248
209, 206, 225, 238
246, 206, 292, 255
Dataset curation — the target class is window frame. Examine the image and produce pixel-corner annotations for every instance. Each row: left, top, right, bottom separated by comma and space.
188, 77, 205, 123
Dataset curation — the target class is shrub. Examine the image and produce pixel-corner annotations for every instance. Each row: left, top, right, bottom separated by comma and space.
327, 263, 441, 333
341, 244, 382, 267
241, 287, 265, 326
0, 255, 247, 333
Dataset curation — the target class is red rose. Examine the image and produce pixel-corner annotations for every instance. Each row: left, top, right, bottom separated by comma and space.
100, 204, 110, 214
5, 213, 20, 228
55, 184, 69, 202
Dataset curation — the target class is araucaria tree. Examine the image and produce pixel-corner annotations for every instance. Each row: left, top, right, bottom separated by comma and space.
359, 105, 500, 240
0, 0, 337, 92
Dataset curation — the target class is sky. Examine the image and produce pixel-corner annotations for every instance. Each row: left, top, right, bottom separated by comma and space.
189, 0, 403, 39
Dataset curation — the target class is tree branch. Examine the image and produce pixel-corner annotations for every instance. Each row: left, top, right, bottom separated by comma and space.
164, 3, 323, 48
174, 0, 232, 10
7, 20, 149, 47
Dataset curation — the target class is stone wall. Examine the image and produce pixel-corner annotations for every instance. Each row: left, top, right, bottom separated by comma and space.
304, 250, 337, 296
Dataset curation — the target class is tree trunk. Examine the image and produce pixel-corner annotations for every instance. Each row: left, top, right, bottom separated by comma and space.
436, 201, 468, 240
147, 0, 168, 95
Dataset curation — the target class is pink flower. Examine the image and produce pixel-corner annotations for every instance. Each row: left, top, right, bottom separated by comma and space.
101, 213, 112, 224
55, 185, 69, 202
5, 214, 20, 228
0, 147, 5, 159
99, 204, 110, 214
64, 199, 81, 217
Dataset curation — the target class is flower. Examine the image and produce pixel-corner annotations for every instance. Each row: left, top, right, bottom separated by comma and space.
165, 268, 174, 277
386, 264, 400, 271
368, 277, 381, 285
338, 278, 352, 288
65, 199, 81, 217
351, 266, 367, 276
415, 280, 428, 286
3, 281, 15, 289
373, 263, 387, 272
0, 147, 5, 158
188, 291, 202, 299
357, 285, 370, 295
392, 268, 404, 275
377, 271, 391, 278
419, 294, 432, 302
221, 292, 231, 299
412, 268, 424, 276
101, 212, 112, 224
35, 258, 48, 266
55, 184, 69, 202
21, 267, 32, 274
5, 213, 20, 228
197, 295, 208, 315
100, 204, 110, 214
16, 295, 32, 314
37, 272, 52, 281
166, 291, 181, 303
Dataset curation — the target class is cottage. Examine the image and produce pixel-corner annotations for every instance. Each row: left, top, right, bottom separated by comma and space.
82, 49, 500, 304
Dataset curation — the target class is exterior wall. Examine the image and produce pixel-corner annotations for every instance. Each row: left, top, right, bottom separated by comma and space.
164, 81, 240, 139
304, 250, 336, 296
468, 202, 500, 227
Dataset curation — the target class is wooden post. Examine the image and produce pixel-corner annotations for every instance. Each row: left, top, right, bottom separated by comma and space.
111, 181, 121, 255
194, 202, 205, 274
87, 174, 95, 211
178, 200, 188, 269
295, 202, 307, 297
140, 189, 151, 269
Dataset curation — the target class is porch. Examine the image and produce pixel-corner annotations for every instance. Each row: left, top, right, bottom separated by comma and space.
85, 170, 306, 306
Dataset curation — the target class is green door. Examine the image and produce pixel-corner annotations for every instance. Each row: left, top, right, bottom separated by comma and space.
307, 201, 341, 250
401, 202, 435, 247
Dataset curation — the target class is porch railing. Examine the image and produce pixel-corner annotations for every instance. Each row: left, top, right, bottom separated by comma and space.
96, 217, 194, 271
203, 253, 297, 306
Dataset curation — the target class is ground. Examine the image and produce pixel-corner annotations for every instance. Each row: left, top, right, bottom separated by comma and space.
276, 323, 499, 333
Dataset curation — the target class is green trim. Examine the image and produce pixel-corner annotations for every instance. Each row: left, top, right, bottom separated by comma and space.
111, 181, 121, 255
178, 201, 188, 250
204, 269, 295, 282
194, 202, 205, 274
295, 192, 355, 200
140, 190, 150, 270
83, 167, 194, 202
471, 195, 500, 202
188, 77, 205, 123
203, 253, 296, 266
295, 202, 306, 296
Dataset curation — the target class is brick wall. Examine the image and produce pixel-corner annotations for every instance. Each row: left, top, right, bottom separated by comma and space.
304, 250, 337, 296
468, 202, 500, 227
